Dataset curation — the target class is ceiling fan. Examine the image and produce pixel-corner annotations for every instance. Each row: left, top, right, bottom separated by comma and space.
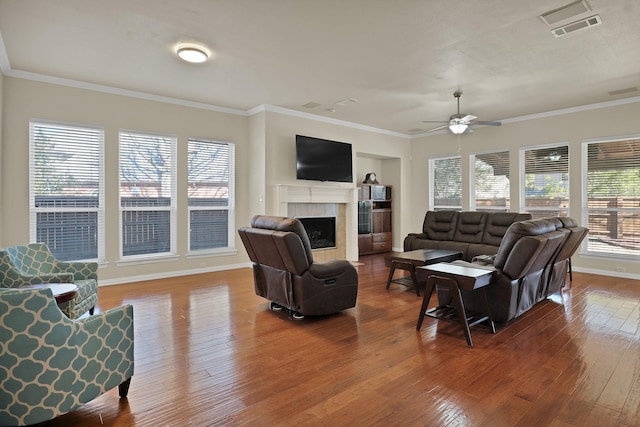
423, 91, 502, 134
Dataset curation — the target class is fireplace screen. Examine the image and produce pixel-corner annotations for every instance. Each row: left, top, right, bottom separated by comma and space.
298, 216, 337, 249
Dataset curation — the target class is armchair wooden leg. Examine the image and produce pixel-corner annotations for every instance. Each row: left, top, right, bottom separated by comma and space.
119, 378, 131, 398
89, 306, 95, 315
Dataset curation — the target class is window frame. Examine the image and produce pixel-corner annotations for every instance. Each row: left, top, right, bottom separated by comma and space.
118, 129, 177, 262
429, 155, 462, 211
29, 119, 105, 262
186, 138, 236, 255
582, 135, 640, 260
519, 143, 570, 218
470, 149, 511, 212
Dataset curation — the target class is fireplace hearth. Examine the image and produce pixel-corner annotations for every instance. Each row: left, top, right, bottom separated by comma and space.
298, 217, 336, 250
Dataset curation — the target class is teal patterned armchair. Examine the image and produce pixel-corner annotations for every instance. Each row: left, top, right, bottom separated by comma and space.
0, 243, 98, 319
0, 287, 134, 426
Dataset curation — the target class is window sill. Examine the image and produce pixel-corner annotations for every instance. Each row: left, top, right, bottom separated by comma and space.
115, 254, 180, 267
186, 249, 237, 259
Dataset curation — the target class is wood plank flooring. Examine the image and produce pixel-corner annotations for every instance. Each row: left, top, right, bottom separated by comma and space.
33, 254, 640, 426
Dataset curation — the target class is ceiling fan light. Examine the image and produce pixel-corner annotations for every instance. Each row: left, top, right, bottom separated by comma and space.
449, 123, 468, 134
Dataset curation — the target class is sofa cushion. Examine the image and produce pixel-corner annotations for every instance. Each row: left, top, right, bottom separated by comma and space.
482, 212, 533, 246
422, 210, 459, 241
493, 218, 558, 269
453, 211, 488, 243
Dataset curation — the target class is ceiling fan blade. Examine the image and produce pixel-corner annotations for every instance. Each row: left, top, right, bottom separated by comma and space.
427, 124, 449, 132
461, 114, 477, 122
474, 120, 502, 126
421, 120, 449, 123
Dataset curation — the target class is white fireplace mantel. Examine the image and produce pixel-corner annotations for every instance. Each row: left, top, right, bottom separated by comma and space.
273, 184, 359, 261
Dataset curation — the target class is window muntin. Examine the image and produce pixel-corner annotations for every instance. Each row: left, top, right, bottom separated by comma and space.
472, 151, 510, 212
187, 138, 235, 252
521, 145, 569, 218
583, 137, 640, 258
430, 156, 462, 211
119, 131, 176, 258
29, 121, 104, 261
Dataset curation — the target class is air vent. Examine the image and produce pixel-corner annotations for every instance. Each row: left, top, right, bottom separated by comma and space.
301, 102, 321, 109
540, 0, 591, 26
335, 98, 358, 106
551, 14, 602, 37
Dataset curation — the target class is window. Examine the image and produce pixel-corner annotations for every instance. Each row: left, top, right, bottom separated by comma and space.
187, 138, 235, 252
520, 145, 569, 218
583, 137, 640, 258
472, 151, 510, 212
119, 131, 176, 258
430, 156, 462, 211
29, 121, 104, 261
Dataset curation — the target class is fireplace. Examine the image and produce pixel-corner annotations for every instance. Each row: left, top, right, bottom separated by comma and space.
274, 184, 357, 261
298, 217, 336, 249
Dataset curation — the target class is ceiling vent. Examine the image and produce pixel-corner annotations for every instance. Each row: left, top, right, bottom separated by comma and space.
301, 102, 321, 109
551, 15, 602, 37
540, 0, 591, 25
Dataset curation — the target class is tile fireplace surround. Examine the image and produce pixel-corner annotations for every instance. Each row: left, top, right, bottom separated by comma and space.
273, 184, 358, 262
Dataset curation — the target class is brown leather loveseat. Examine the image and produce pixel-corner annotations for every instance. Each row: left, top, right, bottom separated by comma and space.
404, 211, 533, 261
238, 215, 358, 318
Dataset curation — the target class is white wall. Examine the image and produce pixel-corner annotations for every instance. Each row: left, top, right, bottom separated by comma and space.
261, 110, 412, 251
411, 101, 640, 278
1, 77, 250, 283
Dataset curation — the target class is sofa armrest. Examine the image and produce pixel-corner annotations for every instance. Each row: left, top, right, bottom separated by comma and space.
76, 304, 135, 392
471, 254, 496, 266
55, 260, 98, 281
7, 272, 75, 287
404, 233, 428, 251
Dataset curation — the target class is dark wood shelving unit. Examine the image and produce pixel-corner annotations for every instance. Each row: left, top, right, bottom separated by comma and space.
358, 184, 392, 255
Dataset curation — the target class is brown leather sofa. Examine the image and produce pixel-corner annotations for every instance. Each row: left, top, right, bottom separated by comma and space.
404, 211, 533, 261
450, 217, 588, 323
238, 215, 358, 317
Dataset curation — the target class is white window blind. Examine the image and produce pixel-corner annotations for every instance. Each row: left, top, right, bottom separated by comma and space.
473, 151, 510, 212
431, 156, 462, 211
119, 131, 176, 258
29, 121, 104, 261
187, 138, 235, 252
521, 145, 569, 218
584, 138, 640, 258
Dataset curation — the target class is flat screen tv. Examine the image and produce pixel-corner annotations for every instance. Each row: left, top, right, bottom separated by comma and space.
295, 135, 353, 183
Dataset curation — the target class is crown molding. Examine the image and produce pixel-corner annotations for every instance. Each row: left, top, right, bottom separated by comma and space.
1, 30, 639, 139
249, 104, 410, 139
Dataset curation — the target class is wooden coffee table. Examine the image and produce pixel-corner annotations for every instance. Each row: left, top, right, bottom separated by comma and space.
385, 249, 462, 296
22, 283, 79, 304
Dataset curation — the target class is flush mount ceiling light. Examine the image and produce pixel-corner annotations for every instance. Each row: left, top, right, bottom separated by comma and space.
176, 44, 209, 63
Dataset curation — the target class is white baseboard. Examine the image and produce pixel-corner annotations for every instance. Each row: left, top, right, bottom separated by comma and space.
572, 266, 640, 281
98, 262, 253, 287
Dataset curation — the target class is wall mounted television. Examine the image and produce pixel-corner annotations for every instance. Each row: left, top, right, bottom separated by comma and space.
295, 135, 353, 183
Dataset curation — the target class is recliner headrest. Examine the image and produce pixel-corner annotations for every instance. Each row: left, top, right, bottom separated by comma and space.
250, 215, 314, 263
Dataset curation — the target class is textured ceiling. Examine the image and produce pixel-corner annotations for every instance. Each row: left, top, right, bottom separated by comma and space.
1, 0, 639, 135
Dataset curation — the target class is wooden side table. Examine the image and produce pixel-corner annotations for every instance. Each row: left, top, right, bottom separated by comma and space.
21, 283, 79, 304
416, 262, 496, 347
385, 249, 462, 296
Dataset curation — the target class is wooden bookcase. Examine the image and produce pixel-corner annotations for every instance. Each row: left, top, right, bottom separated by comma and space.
358, 184, 392, 255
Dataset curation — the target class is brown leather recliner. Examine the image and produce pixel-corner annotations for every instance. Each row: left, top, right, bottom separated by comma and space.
238, 215, 358, 317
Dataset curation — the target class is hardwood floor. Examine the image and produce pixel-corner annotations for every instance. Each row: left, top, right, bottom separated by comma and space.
34, 254, 639, 426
